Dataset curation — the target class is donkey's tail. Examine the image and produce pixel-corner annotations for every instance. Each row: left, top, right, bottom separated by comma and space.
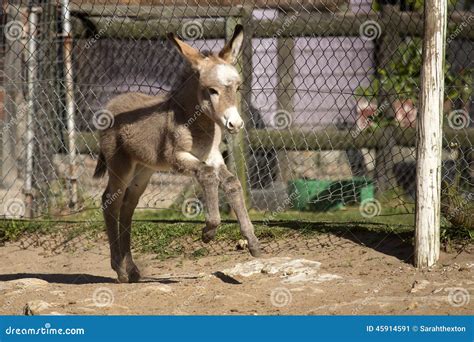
93, 152, 107, 179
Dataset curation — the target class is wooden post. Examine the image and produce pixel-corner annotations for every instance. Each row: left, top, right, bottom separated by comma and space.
225, 8, 252, 206
415, 0, 447, 268
275, 14, 295, 184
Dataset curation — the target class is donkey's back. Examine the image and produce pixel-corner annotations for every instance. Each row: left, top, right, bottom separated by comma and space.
107, 92, 165, 115
94, 92, 175, 177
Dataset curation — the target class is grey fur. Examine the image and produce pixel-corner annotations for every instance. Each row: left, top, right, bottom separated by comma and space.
94, 25, 261, 283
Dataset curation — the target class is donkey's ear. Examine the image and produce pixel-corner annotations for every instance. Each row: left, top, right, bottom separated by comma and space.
167, 32, 204, 69
219, 24, 244, 64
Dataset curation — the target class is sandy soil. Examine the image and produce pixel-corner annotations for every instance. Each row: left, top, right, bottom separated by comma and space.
0, 232, 472, 315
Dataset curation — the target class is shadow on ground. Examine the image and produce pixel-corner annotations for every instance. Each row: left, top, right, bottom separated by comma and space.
262, 220, 414, 263
0, 273, 184, 285
0, 273, 115, 284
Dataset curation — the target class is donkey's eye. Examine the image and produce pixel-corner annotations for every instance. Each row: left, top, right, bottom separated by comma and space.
208, 88, 219, 96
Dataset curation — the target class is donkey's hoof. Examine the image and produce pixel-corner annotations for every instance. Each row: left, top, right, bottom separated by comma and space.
249, 245, 262, 258
125, 261, 142, 283
117, 272, 130, 283
127, 268, 141, 283
202, 229, 217, 243
115, 261, 141, 283
116, 269, 141, 283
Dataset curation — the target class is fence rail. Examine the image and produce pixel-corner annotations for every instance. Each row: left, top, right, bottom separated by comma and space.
64, 127, 474, 154
69, 6, 474, 39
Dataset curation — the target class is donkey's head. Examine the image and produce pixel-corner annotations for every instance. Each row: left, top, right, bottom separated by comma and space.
168, 25, 245, 134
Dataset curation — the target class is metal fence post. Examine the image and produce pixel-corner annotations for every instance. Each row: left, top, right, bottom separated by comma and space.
24, 7, 42, 218
2, 4, 25, 189
61, 0, 78, 209
415, 0, 447, 268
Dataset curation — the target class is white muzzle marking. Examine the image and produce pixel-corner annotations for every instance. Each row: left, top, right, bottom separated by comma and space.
222, 106, 244, 133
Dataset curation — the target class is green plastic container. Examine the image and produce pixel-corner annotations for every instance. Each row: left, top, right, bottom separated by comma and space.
288, 177, 374, 212
288, 179, 331, 211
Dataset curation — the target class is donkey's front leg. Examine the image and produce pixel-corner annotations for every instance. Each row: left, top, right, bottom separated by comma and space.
218, 165, 262, 257
174, 152, 221, 242
196, 165, 221, 243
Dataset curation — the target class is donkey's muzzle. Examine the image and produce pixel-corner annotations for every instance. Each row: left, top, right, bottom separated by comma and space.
224, 106, 244, 134
226, 118, 244, 133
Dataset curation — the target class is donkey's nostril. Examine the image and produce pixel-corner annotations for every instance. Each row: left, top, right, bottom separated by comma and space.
223, 107, 243, 132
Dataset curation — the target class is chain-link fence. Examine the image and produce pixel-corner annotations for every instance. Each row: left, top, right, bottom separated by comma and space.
0, 0, 472, 227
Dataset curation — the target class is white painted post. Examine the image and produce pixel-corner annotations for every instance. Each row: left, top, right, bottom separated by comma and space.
61, 0, 78, 209
415, 0, 447, 268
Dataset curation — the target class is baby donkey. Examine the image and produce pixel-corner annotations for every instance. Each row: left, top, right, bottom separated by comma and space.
93, 25, 262, 283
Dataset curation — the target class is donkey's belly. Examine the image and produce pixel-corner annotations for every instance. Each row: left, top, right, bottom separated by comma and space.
132, 150, 172, 172
147, 161, 172, 172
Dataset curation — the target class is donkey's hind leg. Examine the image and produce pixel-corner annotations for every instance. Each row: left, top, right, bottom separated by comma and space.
102, 155, 135, 283
118, 165, 154, 282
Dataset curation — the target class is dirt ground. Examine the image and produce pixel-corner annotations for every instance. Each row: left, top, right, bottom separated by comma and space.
0, 232, 472, 315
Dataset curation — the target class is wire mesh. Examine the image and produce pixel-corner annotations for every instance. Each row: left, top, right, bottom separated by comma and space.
0, 0, 472, 230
